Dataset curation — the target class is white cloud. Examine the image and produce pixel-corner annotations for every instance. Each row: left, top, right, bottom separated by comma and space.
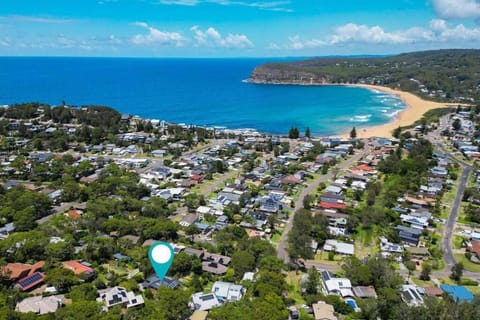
161, 0, 292, 12
0, 15, 74, 24
190, 26, 253, 48
329, 24, 427, 45
132, 22, 186, 46
284, 24, 416, 50
160, 0, 198, 5
432, 0, 480, 19
433, 20, 480, 40
283, 19, 480, 50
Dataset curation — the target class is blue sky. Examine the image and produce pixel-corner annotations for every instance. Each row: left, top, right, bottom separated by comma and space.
1, 0, 480, 57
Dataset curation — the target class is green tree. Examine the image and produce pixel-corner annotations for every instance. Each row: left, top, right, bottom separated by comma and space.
450, 262, 464, 282
231, 250, 256, 279
305, 267, 320, 294
420, 262, 432, 281
405, 260, 416, 281
288, 127, 299, 139
68, 283, 98, 302
252, 293, 289, 320
170, 251, 198, 277
185, 223, 201, 242
45, 241, 74, 261
350, 126, 357, 139
145, 287, 191, 320
46, 267, 78, 293
302, 194, 314, 209
452, 118, 461, 131
305, 127, 311, 138
55, 300, 102, 320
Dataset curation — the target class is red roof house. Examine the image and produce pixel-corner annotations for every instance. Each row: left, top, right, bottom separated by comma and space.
319, 201, 347, 210
62, 261, 94, 276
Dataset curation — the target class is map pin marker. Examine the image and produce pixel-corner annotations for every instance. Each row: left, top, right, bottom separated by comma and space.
148, 242, 175, 281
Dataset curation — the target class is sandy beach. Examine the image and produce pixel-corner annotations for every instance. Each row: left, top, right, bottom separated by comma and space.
341, 84, 461, 138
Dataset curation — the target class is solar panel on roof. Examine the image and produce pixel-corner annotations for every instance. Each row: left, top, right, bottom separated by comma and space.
200, 294, 214, 301
410, 289, 421, 300
17, 272, 44, 290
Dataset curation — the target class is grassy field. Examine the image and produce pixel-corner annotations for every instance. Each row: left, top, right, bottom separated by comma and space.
354, 226, 378, 258
286, 271, 306, 305
454, 254, 480, 272
453, 236, 465, 249
313, 252, 344, 265
411, 277, 435, 287
270, 233, 281, 244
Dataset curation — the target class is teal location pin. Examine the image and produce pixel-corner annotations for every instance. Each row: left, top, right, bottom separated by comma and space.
148, 242, 175, 280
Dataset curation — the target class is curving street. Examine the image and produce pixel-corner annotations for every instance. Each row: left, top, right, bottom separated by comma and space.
277, 145, 371, 264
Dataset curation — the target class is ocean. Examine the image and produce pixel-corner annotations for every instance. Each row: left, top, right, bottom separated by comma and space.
0, 57, 406, 136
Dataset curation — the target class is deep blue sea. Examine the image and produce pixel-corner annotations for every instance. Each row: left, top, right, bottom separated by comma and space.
0, 57, 406, 136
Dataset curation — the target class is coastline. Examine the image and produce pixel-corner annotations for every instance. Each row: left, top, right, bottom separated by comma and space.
339, 84, 460, 138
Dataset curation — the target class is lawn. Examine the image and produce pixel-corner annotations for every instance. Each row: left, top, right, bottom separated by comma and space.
313, 251, 344, 266
411, 277, 435, 287
454, 254, 480, 272
285, 271, 306, 305
271, 233, 281, 243
453, 236, 465, 249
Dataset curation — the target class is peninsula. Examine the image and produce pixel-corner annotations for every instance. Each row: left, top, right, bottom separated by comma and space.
248, 49, 479, 137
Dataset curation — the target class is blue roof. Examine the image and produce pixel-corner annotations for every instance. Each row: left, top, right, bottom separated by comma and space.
440, 285, 473, 302
113, 253, 130, 260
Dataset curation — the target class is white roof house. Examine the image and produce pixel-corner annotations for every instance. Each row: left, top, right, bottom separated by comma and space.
324, 278, 354, 298
323, 239, 354, 255
191, 292, 221, 311
212, 281, 244, 301
196, 206, 213, 215
16, 295, 65, 315
401, 285, 424, 306
97, 287, 144, 310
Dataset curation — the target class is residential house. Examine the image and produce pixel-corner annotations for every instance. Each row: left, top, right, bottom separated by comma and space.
184, 249, 231, 275
400, 214, 429, 229
142, 274, 180, 290
323, 239, 354, 255
2, 261, 45, 282
97, 286, 144, 310
395, 225, 422, 246
16, 295, 65, 315
191, 292, 221, 311
151, 149, 167, 158
30, 152, 54, 163
321, 271, 354, 298
353, 286, 378, 299
190, 310, 209, 320
215, 215, 229, 230
211, 281, 244, 302
62, 260, 95, 277
180, 214, 199, 227
0, 222, 15, 239
312, 301, 337, 320
259, 196, 281, 213
467, 240, 480, 259
320, 192, 345, 204
440, 285, 474, 303
401, 285, 424, 306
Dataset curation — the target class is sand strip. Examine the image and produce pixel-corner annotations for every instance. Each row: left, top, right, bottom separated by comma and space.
341, 84, 461, 138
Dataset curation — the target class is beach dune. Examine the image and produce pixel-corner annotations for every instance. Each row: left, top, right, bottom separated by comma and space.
344, 84, 462, 138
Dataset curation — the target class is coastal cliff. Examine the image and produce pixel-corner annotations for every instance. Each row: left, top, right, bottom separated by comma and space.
248, 49, 480, 103
249, 64, 332, 85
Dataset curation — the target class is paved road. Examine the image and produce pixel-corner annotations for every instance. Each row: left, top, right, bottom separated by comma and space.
441, 159, 472, 269
277, 147, 370, 264
36, 201, 80, 224
426, 123, 473, 272
198, 170, 238, 196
